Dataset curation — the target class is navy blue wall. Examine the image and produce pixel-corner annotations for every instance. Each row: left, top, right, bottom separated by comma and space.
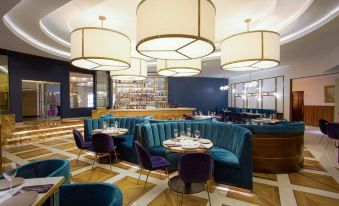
168, 77, 228, 113
8, 51, 96, 122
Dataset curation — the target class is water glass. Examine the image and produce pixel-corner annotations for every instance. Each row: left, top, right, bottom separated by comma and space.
2, 163, 18, 191
103, 121, 108, 130
173, 129, 179, 138
194, 130, 200, 139
186, 128, 192, 137
180, 131, 186, 138
114, 121, 119, 129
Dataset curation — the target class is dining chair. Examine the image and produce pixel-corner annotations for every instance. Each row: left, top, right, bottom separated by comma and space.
92, 133, 118, 170
134, 141, 170, 189
319, 119, 328, 143
178, 152, 213, 206
73, 129, 93, 165
325, 122, 339, 149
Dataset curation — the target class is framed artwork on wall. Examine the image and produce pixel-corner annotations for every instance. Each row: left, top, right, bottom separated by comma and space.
324, 85, 335, 103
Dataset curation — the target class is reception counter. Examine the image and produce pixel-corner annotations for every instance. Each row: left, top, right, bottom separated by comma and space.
92, 108, 195, 120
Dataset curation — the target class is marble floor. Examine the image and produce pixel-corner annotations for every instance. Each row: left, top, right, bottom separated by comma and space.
2, 126, 339, 206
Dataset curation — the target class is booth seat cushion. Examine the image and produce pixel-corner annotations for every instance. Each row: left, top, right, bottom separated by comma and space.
238, 121, 305, 135
119, 134, 134, 144
208, 147, 240, 168
149, 146, 171, 156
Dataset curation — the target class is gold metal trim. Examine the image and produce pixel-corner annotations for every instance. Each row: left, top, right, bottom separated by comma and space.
157, 66, 201, 77
71, 27, 131, 41
221, 58, 280, 70
136, 34, 215, 60
71, 57, 131, 71
136, 0, 216, 13
221, 30, 280, 43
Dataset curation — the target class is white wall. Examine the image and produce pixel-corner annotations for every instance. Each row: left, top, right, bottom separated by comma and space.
228, 45, 339, 120
292, 74, 339, 106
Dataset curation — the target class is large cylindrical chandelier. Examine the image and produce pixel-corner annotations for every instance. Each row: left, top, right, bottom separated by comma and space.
136, 0, 215, 60
110, 57, 147, 81
70, 16, 131, 71
221, 19, 280, 71
157, 59, 201, 77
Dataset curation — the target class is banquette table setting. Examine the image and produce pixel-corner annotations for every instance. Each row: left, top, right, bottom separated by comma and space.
162, 129, 214, 194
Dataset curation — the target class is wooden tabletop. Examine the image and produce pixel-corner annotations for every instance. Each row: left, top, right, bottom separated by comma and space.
0, 176, 64, 206
92, 128, 128, 137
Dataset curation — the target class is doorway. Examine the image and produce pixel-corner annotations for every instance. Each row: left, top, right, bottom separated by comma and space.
21, 80, 61, 121
292, 91, 304, 121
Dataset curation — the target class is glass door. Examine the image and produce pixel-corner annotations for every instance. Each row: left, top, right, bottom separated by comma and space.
22, 80, 61, 121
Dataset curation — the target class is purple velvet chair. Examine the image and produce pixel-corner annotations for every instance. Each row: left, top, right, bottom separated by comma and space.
92, 133, 118, 170
325, 122, 339, 149
178, 152, 213, 206
72, 129, 93, 165
134, 141, 170, 189
319, 119, 328, 144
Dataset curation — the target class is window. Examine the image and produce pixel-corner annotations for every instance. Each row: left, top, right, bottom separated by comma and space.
69, 72, 94, 108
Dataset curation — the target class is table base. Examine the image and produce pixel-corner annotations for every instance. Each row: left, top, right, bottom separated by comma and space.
168, 176, 205, 194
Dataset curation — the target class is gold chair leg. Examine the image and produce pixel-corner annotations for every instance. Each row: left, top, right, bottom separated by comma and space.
92, 154, 97, 168
76, 149, 82, 166
144, 170, 151, 190
325, 138, 331, 150
114, 149, 118, 162
165, 168, 169, 181
206, 183, 211, 206
319, 134, 325, 144
109, 154, 112, 171
137, 168, 143, 184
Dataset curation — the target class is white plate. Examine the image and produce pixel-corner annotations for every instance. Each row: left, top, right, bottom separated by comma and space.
198, 139, 211, 144
181, 144, 199, 149
93, 129, 103, 133
163, 140, 175, 145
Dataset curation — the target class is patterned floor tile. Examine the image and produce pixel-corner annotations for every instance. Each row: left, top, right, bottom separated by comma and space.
112, 161, 135, 170
70, 159, 91, 172
148, 188, 208, 206
114, 176, 155, 206
136, 169, 168, 180
72, 167, 118, 183
53, 143, 77, 150
67, 148, 90, 156
5, 145, 39, 153
289, 172, 339, 193
303, 159, 327, 172
304, 150, 315, 158
40, 139, 69, 146
226, 182, 281, 206
253, 172, 278, 181
294, 190, 339, 206
16, 149, 51, 159
30, 153, 70, 161
2, 157, 12, 164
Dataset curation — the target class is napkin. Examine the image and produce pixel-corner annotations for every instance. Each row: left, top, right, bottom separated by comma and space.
21, 184, 53, 193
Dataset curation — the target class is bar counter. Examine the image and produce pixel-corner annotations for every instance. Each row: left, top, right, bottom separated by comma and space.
92, 107, 195, 120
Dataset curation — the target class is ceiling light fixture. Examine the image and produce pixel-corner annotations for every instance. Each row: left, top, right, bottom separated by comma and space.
136, 0, 215, 60
70, 16, 131, 71
157, 59, 201, 77
221, 18, 280, 71
110, 57, 147, 81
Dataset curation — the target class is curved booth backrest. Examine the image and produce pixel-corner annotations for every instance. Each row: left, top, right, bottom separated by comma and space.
238, 122, 305, 135
142, 122, 251, 158
148, 119, 213, 124
16, 159, 71, 182
84, 117, 149, 141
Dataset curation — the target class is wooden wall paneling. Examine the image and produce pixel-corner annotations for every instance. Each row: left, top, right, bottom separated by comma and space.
303, 105, 334, 126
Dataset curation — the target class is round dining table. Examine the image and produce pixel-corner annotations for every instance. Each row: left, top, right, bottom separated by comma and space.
163, 137, 213, 194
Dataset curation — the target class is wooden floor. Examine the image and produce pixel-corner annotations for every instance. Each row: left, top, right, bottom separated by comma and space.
2, 126, 339, 206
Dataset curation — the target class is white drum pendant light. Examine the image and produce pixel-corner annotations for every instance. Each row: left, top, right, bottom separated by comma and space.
110, 57, 147, 81
136, 0, 216, 60
221, 19, 280, 71
157, 59, 201, 77
70, 16, 131, 71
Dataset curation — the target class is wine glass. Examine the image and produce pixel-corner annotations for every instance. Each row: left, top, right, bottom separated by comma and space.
180, 131, 186, 138
2, 163, 18, 191
186, 128, 191, 137
114, 121, 119, 129
194, 130, 200, 139
173, 129, 179, 138
103, 121, 108, 130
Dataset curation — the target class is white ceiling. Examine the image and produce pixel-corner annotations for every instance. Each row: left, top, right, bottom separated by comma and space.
1, 0, 339, 78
